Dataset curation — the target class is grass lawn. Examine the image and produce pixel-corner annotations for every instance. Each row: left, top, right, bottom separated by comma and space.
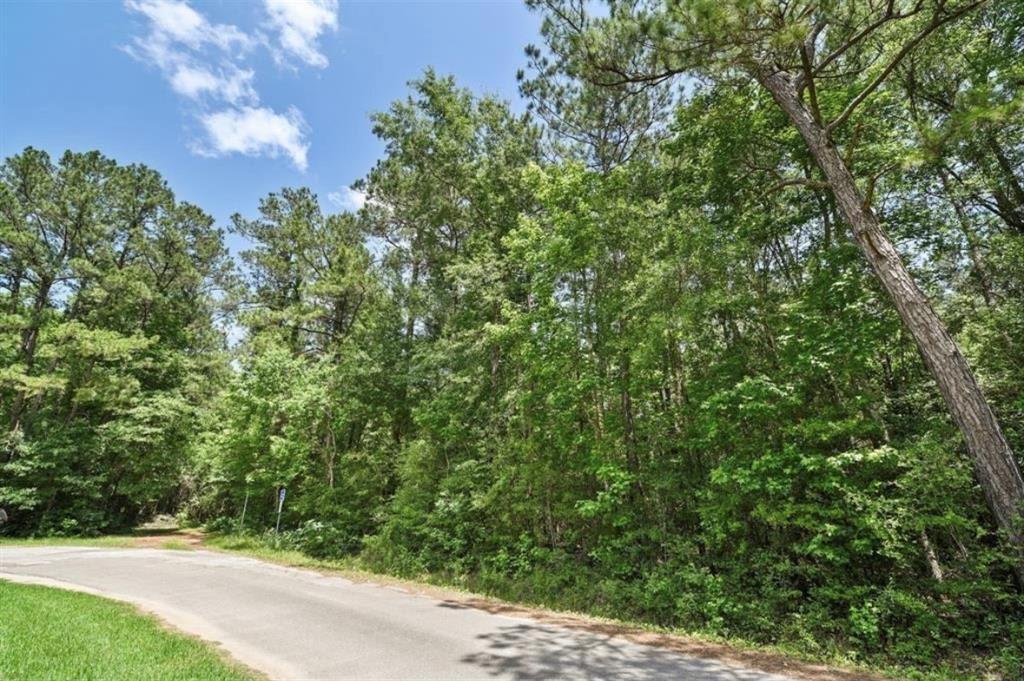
0, 534, 139, 547
0, 581, 259, 681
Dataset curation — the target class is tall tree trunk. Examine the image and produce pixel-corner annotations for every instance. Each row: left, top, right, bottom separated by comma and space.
762, 71, 1024, 583
9, 276, 54, 432
919, 530, 945, 583
939, 171, 996, 308
984, 136, 1024, 234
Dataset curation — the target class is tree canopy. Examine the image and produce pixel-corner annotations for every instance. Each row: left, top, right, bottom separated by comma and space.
3, 3, 1024, 676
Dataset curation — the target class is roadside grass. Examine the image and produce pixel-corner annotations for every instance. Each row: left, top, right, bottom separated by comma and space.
0, 529, 203, 550
4, 531, 1001, 681
0, 581, 260, 681
202, 533, 954, 681
0, 534, 138, 548
204, 533, 362, 572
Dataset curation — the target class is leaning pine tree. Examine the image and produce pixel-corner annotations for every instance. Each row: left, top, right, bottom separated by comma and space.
529, 0, 1024, 583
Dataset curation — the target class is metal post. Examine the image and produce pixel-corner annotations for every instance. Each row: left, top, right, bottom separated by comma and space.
275, 487, 286, 535
238, 488, 250, 534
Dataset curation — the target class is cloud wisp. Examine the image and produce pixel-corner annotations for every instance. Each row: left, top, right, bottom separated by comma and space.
126, 0, 252, 52
169, 64, 257, 104
124, 0, 338, 170
264, 0, 338, 69
327, 186, 367, 212
197, 106, 309, 171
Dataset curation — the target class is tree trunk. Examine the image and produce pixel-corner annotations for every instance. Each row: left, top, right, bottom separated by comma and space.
939, 170, 996, 308
985, 136, 1024, 234
919, 530, 945, 583
762, 71, 1024, 583
9, 276, 54, 432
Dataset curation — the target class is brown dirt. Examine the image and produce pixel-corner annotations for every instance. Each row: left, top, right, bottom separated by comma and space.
130, 530, 206, 549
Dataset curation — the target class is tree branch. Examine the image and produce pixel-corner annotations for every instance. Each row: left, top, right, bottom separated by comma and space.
813, 0, 907, 76
826, 0, 986, 133
758, 176, 829, 199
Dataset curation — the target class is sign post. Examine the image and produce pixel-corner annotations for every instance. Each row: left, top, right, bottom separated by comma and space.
238, 487, 250, 534
275, 487, 286, 535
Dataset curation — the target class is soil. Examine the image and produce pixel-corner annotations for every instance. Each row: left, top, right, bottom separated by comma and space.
130, 530, 206, 549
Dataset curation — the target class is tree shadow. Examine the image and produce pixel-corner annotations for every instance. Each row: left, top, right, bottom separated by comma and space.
458, 620, 785, 680
440, 597, 878, 681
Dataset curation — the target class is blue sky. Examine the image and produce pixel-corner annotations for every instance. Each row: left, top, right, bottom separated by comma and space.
1, 0, 541, 252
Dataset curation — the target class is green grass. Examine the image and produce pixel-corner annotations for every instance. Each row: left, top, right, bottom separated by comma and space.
2, 532, 997, 680
0, 534, 137, 548
204, 533, 359, 571
0, 581, 260, 681
202, 533, 1002, 681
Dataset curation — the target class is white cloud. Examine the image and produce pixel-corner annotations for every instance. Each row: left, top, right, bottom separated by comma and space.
126, 0, 251, 52
124, 0, 336, 170
328, 186, 367, 212
125, 0, 256, 105
264, 0, 338, 68
169, 64, 257, 104
198, 106, 309, 171
127, 0, 204, 45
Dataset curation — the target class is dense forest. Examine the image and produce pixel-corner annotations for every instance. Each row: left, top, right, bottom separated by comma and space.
3, 0, 1024, 676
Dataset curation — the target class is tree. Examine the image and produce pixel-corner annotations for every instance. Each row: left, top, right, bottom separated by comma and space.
527, 0, 1024, 580
7, 60, 1022, 672
0, 148, 229, 533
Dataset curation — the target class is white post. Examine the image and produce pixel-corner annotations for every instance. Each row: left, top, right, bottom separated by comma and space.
238, 488, 250, 534
275, 487, 286, 535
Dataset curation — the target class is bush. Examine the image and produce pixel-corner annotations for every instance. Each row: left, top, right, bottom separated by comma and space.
290, 520, 362, 559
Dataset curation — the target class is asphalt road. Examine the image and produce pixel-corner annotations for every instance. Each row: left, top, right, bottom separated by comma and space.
1, 547, 793, 680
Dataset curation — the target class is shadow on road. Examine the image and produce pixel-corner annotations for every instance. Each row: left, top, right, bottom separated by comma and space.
458, 620, 779, 680
439, 598, 880, 681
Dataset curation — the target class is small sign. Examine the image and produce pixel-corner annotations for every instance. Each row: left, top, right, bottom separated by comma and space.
275, 487, 287, 535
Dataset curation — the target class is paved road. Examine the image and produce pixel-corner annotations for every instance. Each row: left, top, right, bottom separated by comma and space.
1, 547, 793, 680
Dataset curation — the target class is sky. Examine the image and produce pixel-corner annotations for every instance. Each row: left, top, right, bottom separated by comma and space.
1, 0, 542, 253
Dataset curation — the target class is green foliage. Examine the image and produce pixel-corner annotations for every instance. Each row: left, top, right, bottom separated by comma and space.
6, 2, 1024, 676
1, 149, 230, 534
186, 61, 1023, 676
